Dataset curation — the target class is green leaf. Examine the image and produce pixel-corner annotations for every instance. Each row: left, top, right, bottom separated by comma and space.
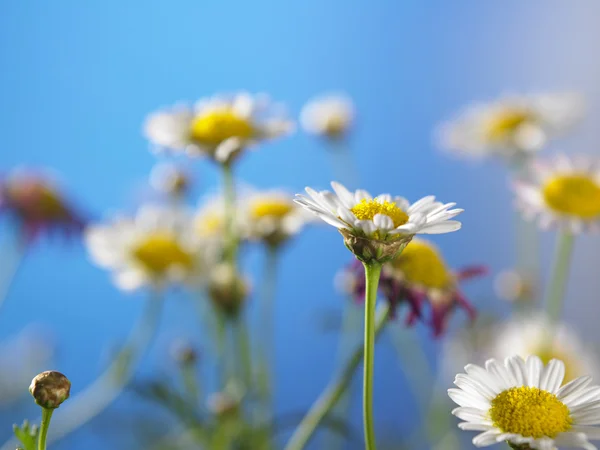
13, 420, 39, 450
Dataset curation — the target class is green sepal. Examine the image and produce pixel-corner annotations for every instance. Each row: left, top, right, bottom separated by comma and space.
13, 420, 39, 450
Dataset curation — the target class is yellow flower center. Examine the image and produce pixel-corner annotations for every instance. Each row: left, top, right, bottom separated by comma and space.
195, 213, 224, 238
389, 239, 453, 289
485, 108, 532, 142
323, 115, 348, 137
350, 199, 408, 228
250, 199, 294, 219
542, 175, 600, 219
132, 233, 193, 276
189, 109, 254, 146
489, 386, 572, 438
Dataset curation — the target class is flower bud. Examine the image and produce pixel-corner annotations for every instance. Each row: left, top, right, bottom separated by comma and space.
207, 264, 250, 317
29, 371, 71, 409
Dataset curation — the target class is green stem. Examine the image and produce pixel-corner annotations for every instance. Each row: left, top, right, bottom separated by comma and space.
234, 316, 253, 394
10, 292, 164, 449
222, 163, 238, 265
37, 408, 53, 450
181, 363, 200, 405
283, 304, 390, 450
545, 230, 575, 322
362, 262, 381, 450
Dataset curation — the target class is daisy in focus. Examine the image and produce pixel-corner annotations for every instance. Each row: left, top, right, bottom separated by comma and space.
294, 182, 462, 263
242, 189, 312, 248
515, 154, 600, 233
0, 169, 84, 242
300, 93, 355, 140
449, 355, 600, 449
438, 92, 583, 161
491, 314, 599, 383
85, 205, 201, 291
144, 92, 294, 164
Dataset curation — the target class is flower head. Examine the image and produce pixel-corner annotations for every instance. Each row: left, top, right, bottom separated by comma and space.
241, 189, 312, 247
515, 154, 600, 233
85, 205, 202, 291
491, 315, 599, 383
300, 93, 354, 139
150, 162, 192, 198
0, 170, 85, 242
339, 238, 483, 336
144, 93, 294, 164
294, 182, 462, 263
206, 263, 251, 317
29, 371, 71, 409
438, 93, 584, 161
449, 355, 600, 449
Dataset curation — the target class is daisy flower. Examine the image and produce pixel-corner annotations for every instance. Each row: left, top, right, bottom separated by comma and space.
449, 355, 600, 449
491, 315, 599, 384
438, 92, 584, 161
241, 189, 312, 247
0, 169, 85, 242
149, 162, 192, 198
294, 181, 462, 263
300, 93, 355, 139
144, 92, 294, 164
515, 154, 600, 233
85, 205, 202, 291
339, 239, 484, 336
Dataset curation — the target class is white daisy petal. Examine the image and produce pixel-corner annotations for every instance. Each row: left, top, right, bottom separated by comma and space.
526, 355, 543, 387
539, 359, 566, 393
472, 429, 503, 447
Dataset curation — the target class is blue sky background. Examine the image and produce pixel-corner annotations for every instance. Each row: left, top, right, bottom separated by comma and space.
1, 1, 600, 449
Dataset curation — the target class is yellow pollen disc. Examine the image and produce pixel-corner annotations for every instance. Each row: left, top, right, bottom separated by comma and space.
485, 108, 532, 142
195, 213, 223, 238
323, 115, 348, 137
350, 199, 408, 228
389, 239, 453, 289
189, 109, 254, 146
542, 175, 600, 219
490, 386, 572, 438
132, 233, 193, 275
250, 199, 294, 219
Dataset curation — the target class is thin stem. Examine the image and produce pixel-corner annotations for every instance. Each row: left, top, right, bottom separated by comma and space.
283, 304, 390, 450
3, 291, 164, 450
362, 262, 381, 450
545, 230, 575, 322
234, 316, 253, 394
221, 163, 238, 265
181, 363, 200, 405
37, 408, 53, 450
257, 245, 279, 411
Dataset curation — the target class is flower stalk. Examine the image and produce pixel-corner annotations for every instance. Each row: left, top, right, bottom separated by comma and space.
545, 230, 575, 322
37, 408, 53, 450
284, 303, 390, 450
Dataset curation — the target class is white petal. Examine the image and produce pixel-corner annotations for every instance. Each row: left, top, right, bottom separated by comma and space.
472, 430, 503, 447
354, 189, 372, 202
418, 220, 462, 234
452, 406, 488, 422
408, 196, 436, 214
506, 356, 527, 386
526, 355, 543, 387
539, 359, 566, 393
558, 376, 593, 401
330, 182, 356, 209
373, 214, 394, 230
448, 388, 490, 410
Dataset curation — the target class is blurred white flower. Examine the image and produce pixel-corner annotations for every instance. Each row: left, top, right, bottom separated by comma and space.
438, 92, 584, 160
515, 154, 600, 233
494, 269, 536, 303
149, 162, 192, 197
144, 92, 294, 164
85, 205, 202, 291
241, 189, 313, 247
300, 94, 354, 139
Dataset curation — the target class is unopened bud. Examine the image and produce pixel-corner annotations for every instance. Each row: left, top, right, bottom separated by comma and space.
29, 371, 71, 409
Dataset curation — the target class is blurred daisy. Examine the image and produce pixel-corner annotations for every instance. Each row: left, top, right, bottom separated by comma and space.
491, 314, 599, 383
242, 189, 312, 247
515, 154, 600, 233
0, 169, 84, 242
85, 205, 201, 291
438, 92, 583, 161
384, 239, 484, 336
144, 92, 294, 164
449, 355, 600, 449
150, 162, 192, 198
494, 269, 536, 304
340, 239, 484, 336
206, 263, 251, 316
300, 94, 354, 139
294, 182, 462, 262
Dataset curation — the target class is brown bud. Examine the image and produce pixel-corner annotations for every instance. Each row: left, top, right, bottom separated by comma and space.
339, 229, 411, 264
29, 371, 71, 409
170, 340, 198, 366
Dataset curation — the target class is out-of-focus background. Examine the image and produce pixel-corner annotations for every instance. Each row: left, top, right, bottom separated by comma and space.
1, 1, 599, 449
